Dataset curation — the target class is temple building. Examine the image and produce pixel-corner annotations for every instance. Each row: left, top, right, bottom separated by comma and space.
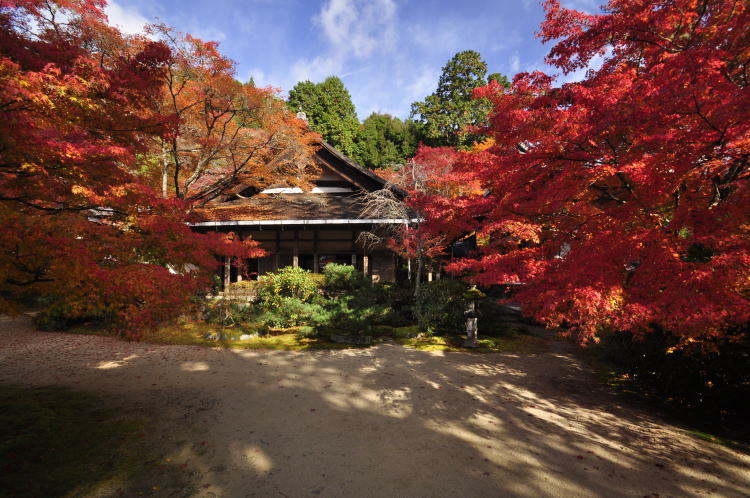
191, 141, 409, 288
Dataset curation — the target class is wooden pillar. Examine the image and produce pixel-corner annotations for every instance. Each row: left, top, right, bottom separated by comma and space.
293, 230, 299, 268
351, 231, 357, 268
363, 254, 369, 276
313, 230, 319, 273
275, 230, 280, 271
223, 257, 231, 290
237, 232, 243, 281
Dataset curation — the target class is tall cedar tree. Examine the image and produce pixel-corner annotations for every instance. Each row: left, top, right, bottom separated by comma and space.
411, 50, 509, 148
0, 0, 269, 336
417, 0, 750, 344
287, 76, 359, 157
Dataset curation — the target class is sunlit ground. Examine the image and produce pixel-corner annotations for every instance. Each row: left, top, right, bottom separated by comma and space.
1, 316, 749, 497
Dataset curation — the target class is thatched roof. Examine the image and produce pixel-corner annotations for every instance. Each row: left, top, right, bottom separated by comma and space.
192, 141, 406, 225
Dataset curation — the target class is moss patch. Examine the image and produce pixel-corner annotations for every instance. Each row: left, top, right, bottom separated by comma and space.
67, 321, 549, 353
142, 322, 356, 350
396, 331, 548, 353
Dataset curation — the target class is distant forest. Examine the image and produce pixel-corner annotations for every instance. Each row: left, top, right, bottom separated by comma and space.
282, 50, 510, 170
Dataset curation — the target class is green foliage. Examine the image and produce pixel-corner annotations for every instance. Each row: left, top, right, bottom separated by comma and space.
488, 72, 511, 88
309, 272, 325, 288
319, 295, 393, 335
33, 299, 111, 331
353, 113, 419, 169
201, 300, 255, 326
256, 266, 321, 305
463, 287, 487, 300
256, 297, 327, 328
415, 279, 468, 333
410, 50, 508, 148
316, 264, 390, 334
287, 77, 360, 157
322, 263, 371, 296
226, 280, 259, 292
251, 267, 326, 327
203, 266, 414, 338
377, 283, 415, 325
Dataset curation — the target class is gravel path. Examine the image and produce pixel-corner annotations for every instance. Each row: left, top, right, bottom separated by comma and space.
1, 316, 749, 497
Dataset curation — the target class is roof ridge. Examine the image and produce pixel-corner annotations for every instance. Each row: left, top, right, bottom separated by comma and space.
318, 141, 407, 197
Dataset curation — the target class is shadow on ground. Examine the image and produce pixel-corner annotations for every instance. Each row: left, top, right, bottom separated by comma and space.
1, 316, 749, 497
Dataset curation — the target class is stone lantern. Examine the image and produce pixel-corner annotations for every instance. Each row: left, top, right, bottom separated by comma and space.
463, 285, 485, 348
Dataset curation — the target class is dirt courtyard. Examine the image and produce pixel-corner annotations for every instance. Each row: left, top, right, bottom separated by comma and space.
1, 316, 749, 497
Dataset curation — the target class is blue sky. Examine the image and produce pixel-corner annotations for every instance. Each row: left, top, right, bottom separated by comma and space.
105, 0, 600, 120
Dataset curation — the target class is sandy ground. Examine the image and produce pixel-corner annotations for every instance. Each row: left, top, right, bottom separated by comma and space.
1, 316, 749, 498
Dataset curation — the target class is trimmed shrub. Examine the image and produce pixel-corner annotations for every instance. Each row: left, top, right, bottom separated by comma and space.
374, 283, 414, 326
255, 296, 326, 328
256, 267, 321, 305
318, 296, 392, 335
415, 280, 468, 334
322, 263, 371, 296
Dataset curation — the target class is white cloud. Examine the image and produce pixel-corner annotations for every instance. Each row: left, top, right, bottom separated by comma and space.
292, 0, 397, 85
104, 1, 149, 35
509, 54, 521, 74
340, 65, 372, 79
316, 0, 397, 58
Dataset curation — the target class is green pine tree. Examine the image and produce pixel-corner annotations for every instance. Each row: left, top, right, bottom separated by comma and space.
287, 76, 360, 158
410, 50, 509, 148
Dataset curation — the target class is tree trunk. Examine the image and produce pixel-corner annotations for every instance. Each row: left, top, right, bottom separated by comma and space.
414, 239, 423, 299
161, 145, 169, 199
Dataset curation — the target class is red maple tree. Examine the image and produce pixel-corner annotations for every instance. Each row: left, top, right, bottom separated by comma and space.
0, 0, 265, 336
145, 24, 318, 203
419, 0, 750, 343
